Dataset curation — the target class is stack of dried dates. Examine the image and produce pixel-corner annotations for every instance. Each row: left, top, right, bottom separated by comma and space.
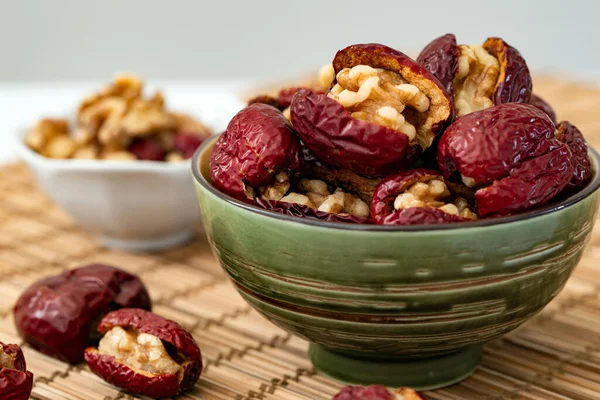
10, 264, 202, 398
211, 36, 592, 225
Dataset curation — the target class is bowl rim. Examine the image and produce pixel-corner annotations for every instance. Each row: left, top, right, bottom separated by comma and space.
191, 134, 600, 231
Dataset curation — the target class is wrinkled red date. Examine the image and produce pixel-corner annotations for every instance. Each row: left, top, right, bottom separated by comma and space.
278, 86, 313, 109
530, 94, 557, 124
173, 132, 205, 158
14, 264, 151, 363
247, 87, 321, 110
210, 103, 303, 201
292, 89, 413, 176
333, 385, 424, 400
247, 94, 283, 110
371, 169, 469, 225
0, 342, 33, 400
483, 37, 532, 105
556, 120, 592, 193
128, 137, 166, 161
255, 198, 369, 224
417, 33, 458, 97
85, 308, 202, 398
437, 103, 573, 216
291, 43, 453, 177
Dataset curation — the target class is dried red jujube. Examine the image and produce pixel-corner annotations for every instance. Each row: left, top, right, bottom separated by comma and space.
333, 385, 424, 400
14, 264, 151, 364
85, 308, 202, 398
173, 132, 205, 159
0, 342, 33, 400
418, 34, 532, 118
437, 103, 573, 216
278, 86, 318, 109
128, 137, 166, 161
371, 169, 475, 225
529, 94, 557, 124
416, 33, 458, 97
210, 103, 303, 201
291, 43, 453, 177
556, 120, 592, 194
247, 94, 284, 110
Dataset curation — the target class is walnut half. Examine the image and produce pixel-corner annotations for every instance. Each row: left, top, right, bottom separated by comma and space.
394, 178, 477, 219
453, 44, 500, 117
328, 65, 430, 142
98, 326, 181, 375
281, 179, 371, 219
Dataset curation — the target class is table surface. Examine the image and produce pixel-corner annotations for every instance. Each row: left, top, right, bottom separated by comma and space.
1, 77, 600, 400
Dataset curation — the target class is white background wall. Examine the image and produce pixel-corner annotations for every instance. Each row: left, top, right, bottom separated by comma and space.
1, 0, 599, 82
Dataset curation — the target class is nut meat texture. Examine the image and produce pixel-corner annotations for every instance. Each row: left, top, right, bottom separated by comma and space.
85, 308, 202, 398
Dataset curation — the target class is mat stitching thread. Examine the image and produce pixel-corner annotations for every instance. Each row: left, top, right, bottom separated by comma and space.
489, 332, 600, 399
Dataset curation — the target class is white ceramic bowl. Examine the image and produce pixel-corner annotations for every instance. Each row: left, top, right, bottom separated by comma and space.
15, 90, 244, 252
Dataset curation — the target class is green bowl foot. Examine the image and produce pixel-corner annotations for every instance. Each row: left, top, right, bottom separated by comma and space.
308, 344, 481, 390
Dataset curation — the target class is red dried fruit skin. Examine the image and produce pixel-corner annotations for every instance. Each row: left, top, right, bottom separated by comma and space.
210, 104, 303, 201
438, 103, 557, 184
371, 168, 439, 222
333, 384, 393, 400
382, 206, 468, 225
292, 89, 413, 176
483, 37, 532, 105
278, 86, 316, 109
278, 87, 301, 109
332, 385, 425, 400
371, 169, 469, 225
417, 33, 459, 97
475, 144, 573, 216
556, 120, 592, 193
0, 342, 33, 400
255, 198, 370, 224
85, 308, 202, 398
247, 94, 284, 110
291, 43, 453, 177
14, 264, 151, 364
437, 103, 573, 216
530, 94, 557, 124
173, 132, 205, 159
128, 137, 166, 161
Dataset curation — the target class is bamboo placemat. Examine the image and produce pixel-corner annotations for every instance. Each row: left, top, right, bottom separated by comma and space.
1, 77, 600, 400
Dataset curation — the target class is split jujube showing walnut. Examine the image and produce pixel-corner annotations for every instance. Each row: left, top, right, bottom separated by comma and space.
437, 103, 574, 216
371, 169, 476, 225
333, 384, 425, 400
0, 342, 33, 400
255, 175, 371, 223
418, 34, 532, 118
291, 43, 453, 176
13, 264, 151, 363
210, 103, 303, 202
85, 308, 202, 398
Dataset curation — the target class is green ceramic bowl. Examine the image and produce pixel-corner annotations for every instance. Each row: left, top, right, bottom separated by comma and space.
192, 136, 600, 390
